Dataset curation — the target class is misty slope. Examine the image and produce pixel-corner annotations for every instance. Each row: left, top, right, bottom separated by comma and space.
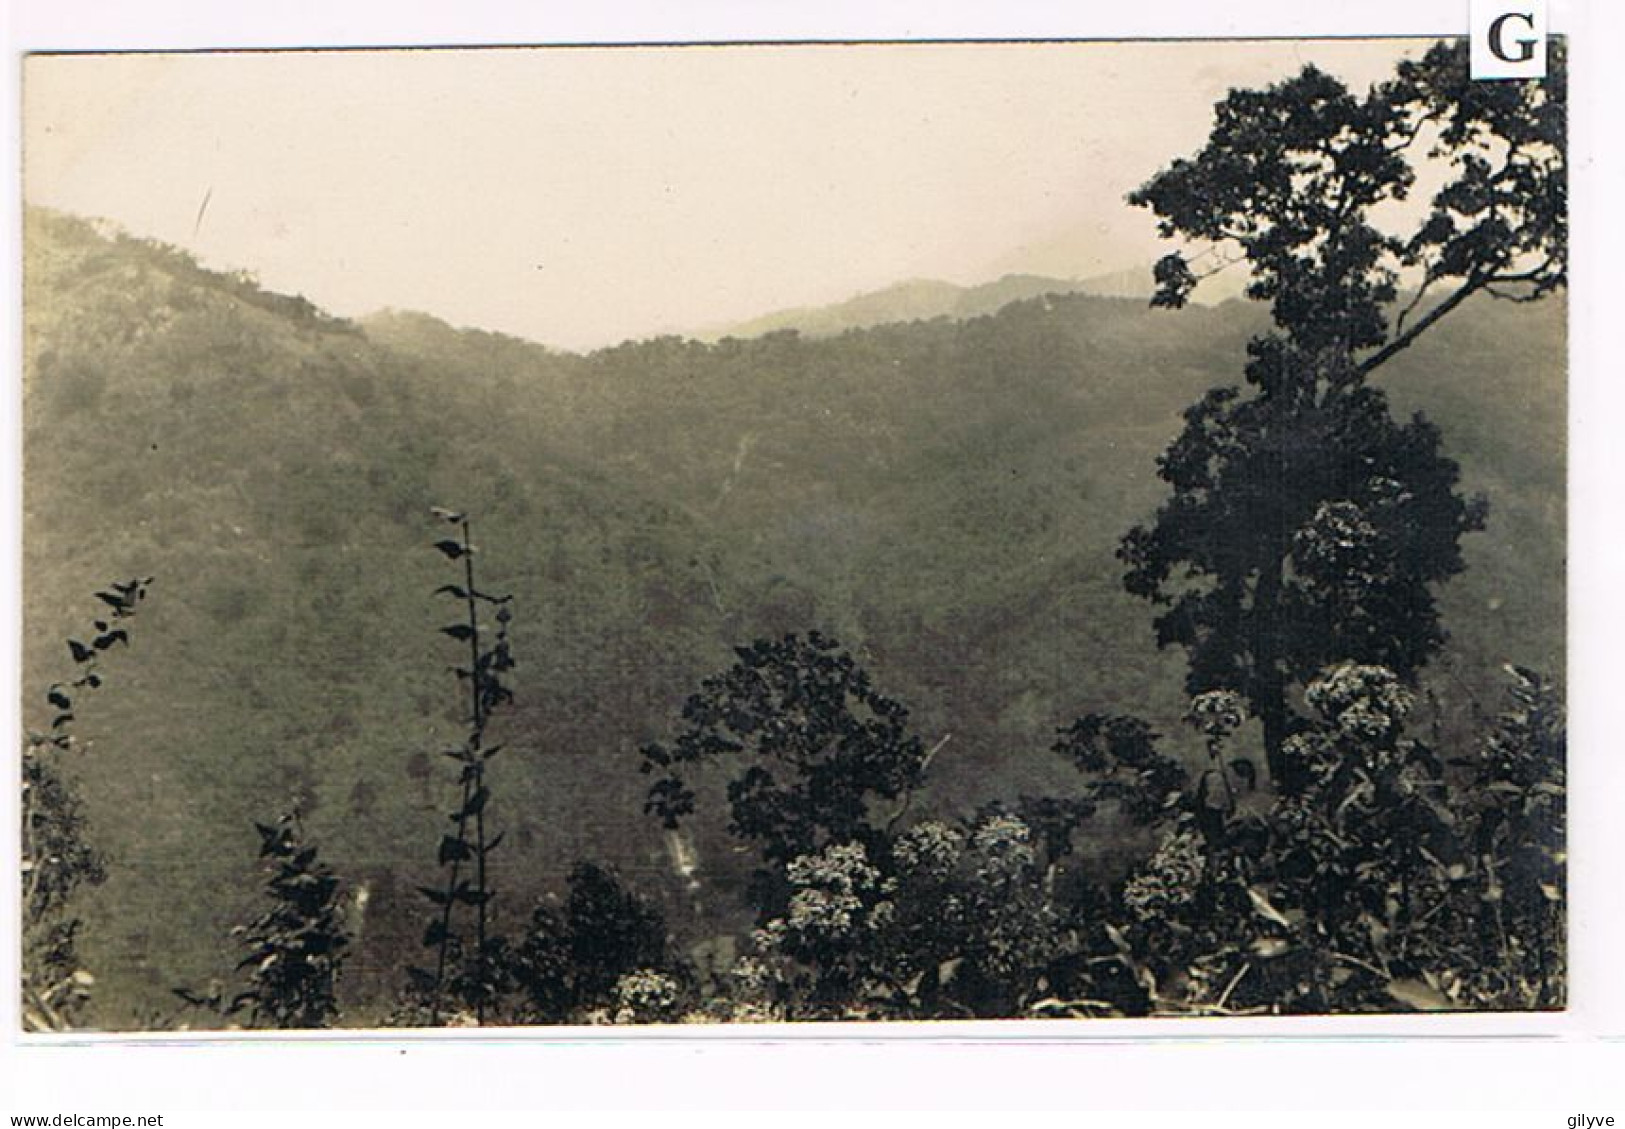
23, 212, 751, 1022
22, 210, 1564, 1026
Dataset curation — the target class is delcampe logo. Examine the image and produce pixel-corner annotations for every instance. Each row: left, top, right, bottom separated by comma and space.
1471, 0, 1549, 79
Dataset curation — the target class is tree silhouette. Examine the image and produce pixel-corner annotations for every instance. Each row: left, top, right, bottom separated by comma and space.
1121, 40, 1565, 788
640, 632, 926, 867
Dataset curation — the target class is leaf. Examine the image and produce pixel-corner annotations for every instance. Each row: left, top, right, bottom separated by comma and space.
430, 506, 466, 524
441, 624, 475, 642
465, 786, 490, 816
254, 822, 286, 857
438, 835, 472, 864
1385, 978, 1455, 1012
1229, 758, 1258, 791
1246, 885, 1295, 930
172, 987, 214, 1008
1250, 936, 1291, 959
416, 885, 452, 907
93, 629, 129, 650
432, 539, 467, 560
422, 920, 449, 948
485, 831, 505, 854
434, 584, 470, 599
67, 640, 94, 664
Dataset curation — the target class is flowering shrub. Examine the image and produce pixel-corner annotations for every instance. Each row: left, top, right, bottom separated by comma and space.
612, 969, 682, 1024
631, 628, 1564, 1022
1305, 662, 1415, 746
1122, 829, 1205, 922
738, 813, 1068, 1020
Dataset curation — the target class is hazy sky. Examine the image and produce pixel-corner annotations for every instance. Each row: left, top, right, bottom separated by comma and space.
25, 40, 1429, 351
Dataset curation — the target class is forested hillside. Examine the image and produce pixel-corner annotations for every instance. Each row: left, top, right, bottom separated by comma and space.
21, 206, 1563, 1026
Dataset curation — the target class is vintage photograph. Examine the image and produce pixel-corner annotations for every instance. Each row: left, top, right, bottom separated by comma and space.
19, 37, 1566, 1031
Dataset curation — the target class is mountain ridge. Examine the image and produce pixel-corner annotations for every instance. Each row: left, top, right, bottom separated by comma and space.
690, 267, 1159, 342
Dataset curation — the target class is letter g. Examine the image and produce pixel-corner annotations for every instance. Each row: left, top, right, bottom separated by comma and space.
1489, 11, 1538, 63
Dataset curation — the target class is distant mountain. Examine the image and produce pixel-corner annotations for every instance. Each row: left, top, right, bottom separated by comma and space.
696, 267, 1168, 341
22, 208, 1564, 1027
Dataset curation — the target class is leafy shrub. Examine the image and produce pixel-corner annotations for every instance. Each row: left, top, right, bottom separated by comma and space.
21, 578, 149, 1030
507, 861, 683, 1024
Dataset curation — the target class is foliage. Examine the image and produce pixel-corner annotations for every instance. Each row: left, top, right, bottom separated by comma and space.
1122, 39, 1564, 788
1131, 40, 1565, 352
1119, 369, 1485, 788
412, 508, 516, 1025
507, 861, 682, 1024
608, 969, 685, 1024
21, 578, 149, 1030
640, 632, 928, 866
173, 813, 352, 1029
1446, 665, 1565, 1007
1052, 712, 1187, 823
233, 815, 352, 1027
733, 812, 1073, 1021
1088, 666, 1564, 1017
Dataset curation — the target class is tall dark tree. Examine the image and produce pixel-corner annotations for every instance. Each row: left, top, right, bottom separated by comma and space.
1121, 39, 1565, 788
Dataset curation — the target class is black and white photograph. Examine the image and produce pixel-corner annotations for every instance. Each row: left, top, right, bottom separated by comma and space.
18, 31, 1571, 1035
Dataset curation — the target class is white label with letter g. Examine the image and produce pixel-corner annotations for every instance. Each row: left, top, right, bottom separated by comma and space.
1472, 0, 1548, 79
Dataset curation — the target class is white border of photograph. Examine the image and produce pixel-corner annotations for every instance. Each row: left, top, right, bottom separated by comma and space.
2, 0, 1620, 1113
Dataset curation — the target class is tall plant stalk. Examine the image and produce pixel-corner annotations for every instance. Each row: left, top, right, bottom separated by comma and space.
416, 509, 513, 1025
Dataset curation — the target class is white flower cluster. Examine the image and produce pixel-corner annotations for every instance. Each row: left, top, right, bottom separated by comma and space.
892, 820, 964, 879
1306, 662, 1413, 743
971, 814, 1037, 887
1187, 689, 1245, 739
1122, 827, 1206, 922
781, 842, 887, 942
611, 968, 680, 1024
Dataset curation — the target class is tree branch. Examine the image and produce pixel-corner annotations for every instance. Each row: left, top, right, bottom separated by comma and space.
1357, 272, 1487, 377
883, 734, 951, 837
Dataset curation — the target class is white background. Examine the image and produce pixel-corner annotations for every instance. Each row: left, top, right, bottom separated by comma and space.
1, 0, 1621, 1115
